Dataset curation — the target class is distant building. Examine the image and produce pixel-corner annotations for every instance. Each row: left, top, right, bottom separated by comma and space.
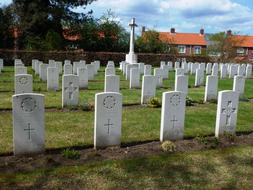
142, 27, 207, 55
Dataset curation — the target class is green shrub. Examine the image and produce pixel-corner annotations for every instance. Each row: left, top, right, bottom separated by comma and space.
148, 97, 161, 108
82, 103, 94, 111
161, 141, 176, 152
186, 96, 194, 106
62, 148, 80, 160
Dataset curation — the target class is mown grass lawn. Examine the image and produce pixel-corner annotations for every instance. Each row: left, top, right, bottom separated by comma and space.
0, 65, 253, 189
0, 145, 252, 189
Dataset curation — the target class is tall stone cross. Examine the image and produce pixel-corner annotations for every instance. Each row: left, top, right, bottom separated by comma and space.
129, 18, 138, 54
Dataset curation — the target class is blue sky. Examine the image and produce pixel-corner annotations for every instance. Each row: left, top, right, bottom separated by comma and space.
1, 0, 253, 35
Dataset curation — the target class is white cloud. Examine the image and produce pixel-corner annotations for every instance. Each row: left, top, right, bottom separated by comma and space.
86, 0, 253, 34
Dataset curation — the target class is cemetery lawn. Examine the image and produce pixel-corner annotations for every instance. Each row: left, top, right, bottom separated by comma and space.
0, 66, 253, 189
0, 145, 252, 189
0, 66, 253, 153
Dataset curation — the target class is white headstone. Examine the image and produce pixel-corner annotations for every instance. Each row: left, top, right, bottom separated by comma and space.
105, 75, 120, 93
87, 64, 95, 80
77, 67, 88, 89
141, 75, 156, 104
233, 75, 245, 98
105, 67, 115, 76
130, 68, 140, 88
94, 92, 122, 149
245, 64, 252, 78
15, 74, 33, 94
39, 64, 48, 81
47, 67, 59, 91
144, 65, 152, 75
161, 65, 169, 79
62, 75, 79, 107
206, 63, 212, 75
212, 64, 219, 76
174, 62, 180, 69
154, 68, 163, 88
138, 62, 145, 74
64, 63, 73, 75
220, 64, 227, 79
229, 65, 237, 78
126, 64, 138, 80
12, 93, 45, 155
195, 68, 204, 87
237, 65, 244, 76
15, 66, 27, 75
175, 68, 185, 76
215, 90, 239, 137
160, 91, 186, 141
204, 75, 218, 102
175, 75, 188, 95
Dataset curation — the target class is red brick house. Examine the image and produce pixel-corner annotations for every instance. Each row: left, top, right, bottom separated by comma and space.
231, 34, 253, 62
142, 27, 207, 55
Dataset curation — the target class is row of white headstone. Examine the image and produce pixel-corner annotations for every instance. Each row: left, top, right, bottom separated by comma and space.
12, 89, 240, 155
14, 59, 101, 107
9, 59, 250, 155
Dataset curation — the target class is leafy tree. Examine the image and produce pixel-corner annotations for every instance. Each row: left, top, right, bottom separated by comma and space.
12, 0, 95, 50
136, 30, 174, 53
207, 32, 245, 62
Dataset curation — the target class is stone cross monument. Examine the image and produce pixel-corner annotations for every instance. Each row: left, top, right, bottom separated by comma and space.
126, 18, 138, 64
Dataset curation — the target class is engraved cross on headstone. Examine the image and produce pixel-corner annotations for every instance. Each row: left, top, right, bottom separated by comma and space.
104, 119, 114, 134
24, 123, 35, 141
221, 101, 236, 126
170, 115, 178, 129
65, 82, 78, 100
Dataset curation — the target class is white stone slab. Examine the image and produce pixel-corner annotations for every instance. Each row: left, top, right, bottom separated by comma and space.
126, 64, 138, 80
62, 75, 79, 107
206, 63, 212, 75
55, 61, 63, 74
195, 68, 204, 86
94, 92, 122, 149
233, 75, 245, 98
229, 65, 237, 78
64, 63, 73, 75
39, 64, 48, 81
105, 75, 120, 93
47, 67, 59, 91
15, 66, 27, 75
174, 62, 180, 69
215, 90, 239, 137
212, 64, 219, 76
220, 64, 227, 79
160, 91, 186, 141
15, 74, 33, 94
245, 64, 252, 78
144, 65, 152, 75
154, 68, 163, 87
12, 93, 45, 155
161, 65, 169, 79
138, 63, 145, 74
175, 75, 188, 94
204, 75, 218, 102
87, 64, 95, 80
141, 75, 156, 104
237, 65, 244, 76
105, 67, 115, 76
77, 67, 88, 89
130, 68, 140, 89
175, 68, 185, 76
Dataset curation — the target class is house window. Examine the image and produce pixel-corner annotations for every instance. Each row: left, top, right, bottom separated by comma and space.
178, 45, 186, 54
237, 48, 245, 54
194, 46, 201, 54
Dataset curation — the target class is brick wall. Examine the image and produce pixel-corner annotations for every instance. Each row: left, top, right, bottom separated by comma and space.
0, 49, 211, 66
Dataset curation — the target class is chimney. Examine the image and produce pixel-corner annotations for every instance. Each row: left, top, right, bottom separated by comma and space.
141, 26, 146, 36
227, 30, 232, 36
200, 28, 204, 35
170, 28, 175, 34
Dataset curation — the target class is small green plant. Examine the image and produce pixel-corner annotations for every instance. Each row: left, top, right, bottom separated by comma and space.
195, 135, 208, 145
148, 97, 161, 108
186, 96, 194, 106
161, 141, 176, 152
195, 135, 220, 148
82, 103, 94, 111
223, 132, 236, 142
62, 148, 80, 160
